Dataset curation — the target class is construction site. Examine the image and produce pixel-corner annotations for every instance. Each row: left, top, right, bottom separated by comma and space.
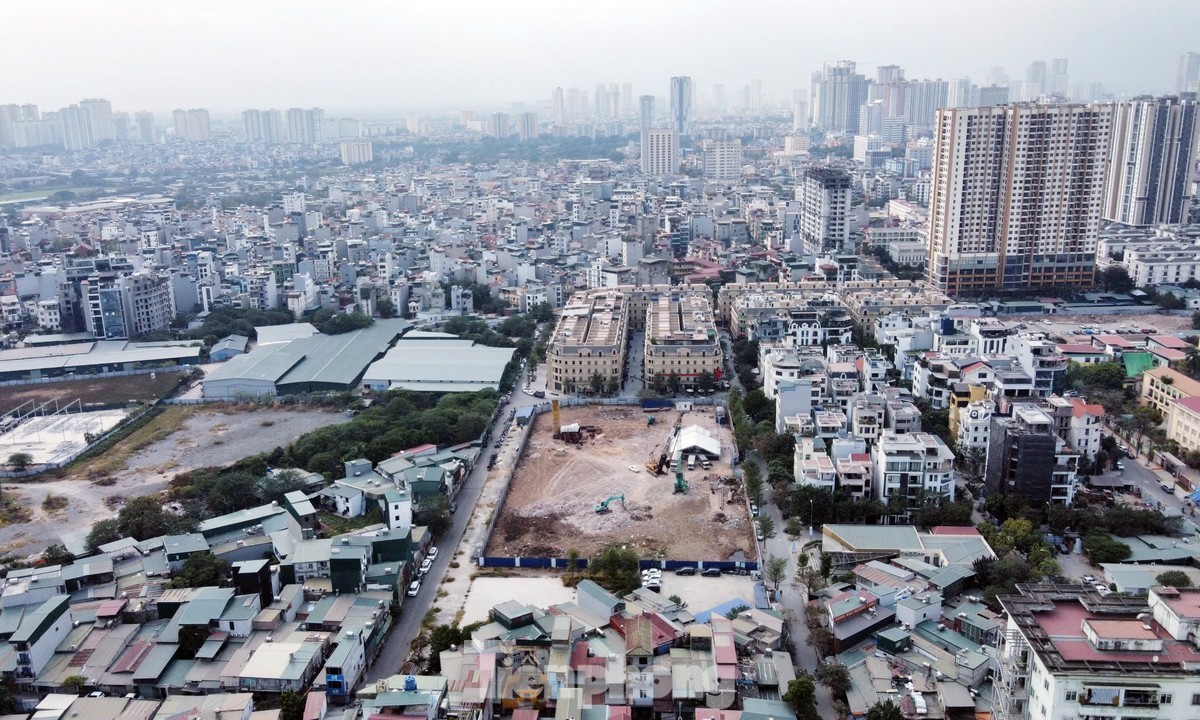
0, 398, 127, 468
486, 402, 756, 561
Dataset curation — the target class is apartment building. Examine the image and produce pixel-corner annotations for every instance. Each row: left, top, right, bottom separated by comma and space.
1141, 367, 1200, 416
1104, 95, 1200, 227
1166, 395, 1200, 452
994, 585, 1200, 720
985, 405, 1080, 505
547, 290, 629, 393
927, 103, 1114, 295
643, 288, 722, 389
871, 431, 955, 516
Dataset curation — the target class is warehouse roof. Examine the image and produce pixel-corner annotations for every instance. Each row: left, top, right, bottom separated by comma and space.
0, 341, 201, 376
362, 338, 514, 392
274, 319, 410, 390
204, 341, 306, 384
255, 323, 318, 345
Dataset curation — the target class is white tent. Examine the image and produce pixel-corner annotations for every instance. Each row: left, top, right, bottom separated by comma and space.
671, 425, 721, 459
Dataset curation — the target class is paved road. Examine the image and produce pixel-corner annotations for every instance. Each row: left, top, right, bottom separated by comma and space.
366, 368, 543, 681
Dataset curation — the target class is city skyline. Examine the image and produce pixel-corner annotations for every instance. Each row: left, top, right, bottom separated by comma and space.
3, 0, 1199, 112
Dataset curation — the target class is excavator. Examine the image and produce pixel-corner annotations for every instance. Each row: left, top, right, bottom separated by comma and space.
594, 495, 625, 513
672, 444, 688, 494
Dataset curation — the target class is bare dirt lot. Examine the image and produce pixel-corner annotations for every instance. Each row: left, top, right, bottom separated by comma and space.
487, 405, 755, 561
0, 371, 187, 415
0, 406, 350, 558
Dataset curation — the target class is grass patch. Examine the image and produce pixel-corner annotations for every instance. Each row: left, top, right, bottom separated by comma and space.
318, 508, 383, 536
442, 576, 455, 583
0, 490, 31, 526
41, 494, 68, 512
437, 590, 449, 598
449, 561, 460, 569
71, 405, 194, 480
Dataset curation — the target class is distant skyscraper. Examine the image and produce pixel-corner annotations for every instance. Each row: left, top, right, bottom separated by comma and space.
1179, 52, 1200, 93
702, 138, 742, 180
80, 98, 114, 143
243, 109, 263, 142
1022, 60, 1047, 100
796, 167, 852, 254
186, 109, 211, 141
517, 112, 538, 141
904, 79, 949, 127
112, 112, 130, 141
641, 128, 679, 175
811, 61, 869, 134
1049, 58, 1069, 97
947, 78, 975, 107
985, 66, 1009, 87
669, 76, 692, 136
594, 83, 609, 119
489, 112, 511, 138
750, 79, 762, 112
927, 103, 1114, 295
58, 105, 94, 150
551, 87, 565, 124
135, 111, 154, 143
285, 108, 323, 144
339, 139, 373, 165
792, 99, 809, 131
978, 85, 1010, 106
1104, 95, 1200, 226
172, 109, 189, 140
621, 83, 633, 117
876, 65, 904, 85
712, 83, 726, 112
262, 110, 284, 144
638, 95, 655, 131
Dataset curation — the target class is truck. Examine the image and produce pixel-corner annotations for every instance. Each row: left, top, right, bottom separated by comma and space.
687, 454, 696, 471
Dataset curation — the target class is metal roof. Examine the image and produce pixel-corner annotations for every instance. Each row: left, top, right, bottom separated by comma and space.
362, 339, 514, 391
275, 319, 410, 390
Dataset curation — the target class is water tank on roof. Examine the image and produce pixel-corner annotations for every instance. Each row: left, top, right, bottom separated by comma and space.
405, 675, 418, 691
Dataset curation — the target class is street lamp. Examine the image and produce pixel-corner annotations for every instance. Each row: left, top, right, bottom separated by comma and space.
809, 498, 815, 538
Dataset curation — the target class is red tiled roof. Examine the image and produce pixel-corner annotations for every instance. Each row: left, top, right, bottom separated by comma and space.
1034, 600, 1200, 665
1150, 348, 1187, 360
1068, 398, 1105, 417
1175, 395, 1200, 415
1150, 335, 1190, 349
1057, 344, 1104, 354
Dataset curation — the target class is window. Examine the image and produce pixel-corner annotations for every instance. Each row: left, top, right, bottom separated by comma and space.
1192, 693, 1200, 706
1160, 694, 1172, 704
1064, 691, 1077, 702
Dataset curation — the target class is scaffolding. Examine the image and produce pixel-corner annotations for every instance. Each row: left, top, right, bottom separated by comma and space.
992, 627, 1031, 720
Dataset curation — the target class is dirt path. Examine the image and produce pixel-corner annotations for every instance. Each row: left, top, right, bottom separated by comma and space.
1, 407, 350, 558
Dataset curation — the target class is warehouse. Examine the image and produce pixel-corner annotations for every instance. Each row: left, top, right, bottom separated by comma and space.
0, 339, 202, 382
201, 319, 411, 399
361, 334, 515, 393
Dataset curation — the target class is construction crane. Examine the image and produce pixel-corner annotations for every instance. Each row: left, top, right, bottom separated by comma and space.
672, 443, 688, 493
594, 495, 625, 513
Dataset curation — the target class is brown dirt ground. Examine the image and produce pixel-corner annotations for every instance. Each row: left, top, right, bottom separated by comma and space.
0, 371, 186, 415
487, 405, 756, 561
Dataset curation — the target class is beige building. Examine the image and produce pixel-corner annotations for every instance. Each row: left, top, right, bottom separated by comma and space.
644, 288, 723, 390
1165, 395, 1200, 452
1141, 367, 1200, 416
547, 290, 629, 393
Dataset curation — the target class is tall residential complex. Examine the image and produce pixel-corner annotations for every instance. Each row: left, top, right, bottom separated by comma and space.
811, 61, 869, 134
701, 138, 743, 181
339, 139, 373, 165
172, 108, 211, 142
1104, 94, 1200, 226
1177, 51, 1200, 93
286, 107, 324, 144
79, 98, 114, 143
58, 105, 93, 151
640, 128, 679, 176
638, 95, 655, 131
516, 112, 538, 141
927, 103, 1114, 295
796, 166, 852, 255
669, 76, 692, 136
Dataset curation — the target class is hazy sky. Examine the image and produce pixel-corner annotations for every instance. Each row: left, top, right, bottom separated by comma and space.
4, 0, 1197, 114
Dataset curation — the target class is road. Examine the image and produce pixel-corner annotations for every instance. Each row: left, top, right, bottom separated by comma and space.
365, 365, 545, 681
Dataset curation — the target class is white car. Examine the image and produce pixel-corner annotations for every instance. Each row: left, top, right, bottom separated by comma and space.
407, 580, 421, 597
427, 547, 439, 560
420, 558, 432, 574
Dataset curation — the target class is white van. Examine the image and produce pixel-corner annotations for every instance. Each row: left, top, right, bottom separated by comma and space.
687, 454, 696, 471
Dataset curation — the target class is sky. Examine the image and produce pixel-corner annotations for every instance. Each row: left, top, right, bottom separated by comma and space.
3, 0, 1198, 115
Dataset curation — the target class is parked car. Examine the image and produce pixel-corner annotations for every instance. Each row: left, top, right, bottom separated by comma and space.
750, 503, 759, 516
1160, 482, 1175, 493
407, 580, 421, 597
1116, 462, 1126, 471
419, 558, 432, 574
675, 566, 697, 576
701, 568, 722, 577
428, 547, 439, 560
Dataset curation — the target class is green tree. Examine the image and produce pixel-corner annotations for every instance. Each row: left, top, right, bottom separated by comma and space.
1155, 570, 1192, 587
763, 555, 788, 589
724, 603, 751, 619
117, 495, 194, 540
867, 700, 905, 720
414, 495, 452, 537
743, 389, 773, 424
1083, 531, 1132, 564
177, 625, 209, 660
428, 623, 465, 672
279, 689, 305, 720
590, 371, 605, 395
566, 547, 581, 572
41, 544, 75, 567
377, 298, 398, 318
85, 518, 122, 552
757, 516, 776, 539
783, 674, 820, 720
1098, 266, 1134, 293
815, 662, 851, 698
697, 370, 717, 392
588, 543, 641, 596
171, 553, 230, 589
6, 452, 33, 472
807, 626, 834, 659
61, 674, 87, 694
743, 461, 764, 504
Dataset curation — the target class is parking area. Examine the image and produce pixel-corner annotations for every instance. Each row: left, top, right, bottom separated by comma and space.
640, 570, 758, 613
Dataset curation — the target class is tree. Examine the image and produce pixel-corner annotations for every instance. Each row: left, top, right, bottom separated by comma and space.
61, 674, 87, 694
697, 370, 717, 392
786, 517, 806, 537
724, 603, 751, 619
1098, 266, 1134, 293
588, 543, 641, 597
377, 298, 398, 318
757, 516, 776, 539
867, 700, 905, 720
414, 495, 452, 537
117, 495, 192, 540
171, 552, 230, 589
177, 625, 209, 660
667, 594, 688, 609
783, 674, 820, 720
815, 662, 851, 698
1083, 531, 1132, 564
428, 623, 466, 672
807, 626, 834, 659
566, 547, 581, 572
5, 452, 32, 472
590, 371, 605, 395
41, 544, 75, 567
743, 461, 764, 504
279, 689, 305, 720
743, 389, 774, 424
763, 555, 788, 589
85, 518, 122, 552
1155, 570, 1192, 587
